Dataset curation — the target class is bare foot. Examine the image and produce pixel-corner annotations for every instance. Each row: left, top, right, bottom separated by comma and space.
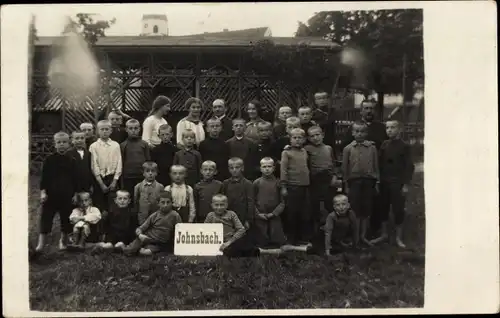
396, 238, 407, 248
59, 239, 68, 251
35, 244, 44, 253
370, 235, 388, 245
361, 238, 373, 247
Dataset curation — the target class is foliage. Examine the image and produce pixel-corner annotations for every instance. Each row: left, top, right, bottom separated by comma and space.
28, 172, 425, 311
296, 9, 424, 101
248, 39, 342, 93
63, 13, 116, 46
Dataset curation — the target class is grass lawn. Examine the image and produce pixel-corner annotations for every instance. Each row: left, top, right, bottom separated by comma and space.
29, 172, 425, 311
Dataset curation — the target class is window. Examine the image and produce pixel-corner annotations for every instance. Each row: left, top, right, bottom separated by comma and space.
153, 25, 158, 33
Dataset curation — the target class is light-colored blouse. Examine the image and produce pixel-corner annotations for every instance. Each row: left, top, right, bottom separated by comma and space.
142, 115, 169, 146
176, 117, 205, 147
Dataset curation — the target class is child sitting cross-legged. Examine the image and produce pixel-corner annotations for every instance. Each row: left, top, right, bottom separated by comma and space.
121, 191, 182, 256
205, 194, 279, 257
324, 194, 359, 256
253, 157, 286, 251
97, 190, 138, 251
69, 192, 102, 249
165, 165, 196, 223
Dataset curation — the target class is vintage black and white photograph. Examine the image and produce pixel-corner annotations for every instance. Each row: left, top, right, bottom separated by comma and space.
23, 2, 427, 311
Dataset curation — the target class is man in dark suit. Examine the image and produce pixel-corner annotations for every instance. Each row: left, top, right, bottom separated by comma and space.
211, 99, 234, 141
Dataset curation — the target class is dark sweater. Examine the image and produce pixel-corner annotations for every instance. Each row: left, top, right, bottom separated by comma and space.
110, 128, 128, 144
150, 142, 176, 186
198, 136, 230, 180
105, 202, 138, 244
194, 179, 223, 221
218, 116, 234, 141
173, 148, 202, 186
379, 138, 415, 184
66, 147, 93, 192
221, 177, 255, 224
121, 138, 151, 179
304, 143, 335, 176
312, 107, 337, 149
85, 136, 98, 150
280, 148, 310, 186
342, 120, 387, 150
271, 136, 290, 163
225, 136, 258, 180
273, 120, 287, 139
40, 152, 80, 199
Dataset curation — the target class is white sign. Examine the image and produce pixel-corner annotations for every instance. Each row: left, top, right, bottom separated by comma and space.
174, 223, 224, 256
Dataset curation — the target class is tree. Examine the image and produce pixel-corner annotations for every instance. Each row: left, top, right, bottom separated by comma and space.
63, 13, 116, 46
296, 9, 424, 110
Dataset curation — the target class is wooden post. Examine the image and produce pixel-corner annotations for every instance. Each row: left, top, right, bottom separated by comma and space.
401, 53, 407, 138
238, 55, 242, 117
195, 52, 201, 98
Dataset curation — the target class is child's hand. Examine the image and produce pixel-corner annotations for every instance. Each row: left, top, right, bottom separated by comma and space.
257, 213, 267, 220
40, 190, 48, 203
402, 184, 409, 194
283, 145, 292, 151
219, 242, 230, 251
109, 180, 118, 191
100, 183, 109, 193
135, 228, 142, 236
281, 187, 288, 198
266, 213, 274, 219
244, 221, 250, 229
138, 234, 148, 242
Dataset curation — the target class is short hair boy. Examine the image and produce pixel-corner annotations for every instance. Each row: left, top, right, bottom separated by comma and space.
173, 129, 202, 187
89, 120, 123, 215
304, 126, 339, 237
255, 121, 275, 177
324, 194, 359, 255
370, 120, 415, 248
122, 191, 182, 256
221, 157, 255, 229
69, 191, 102, 248
253, 157, 286, 248
199, 118, 230, 181
121, 118, 151, 200
165, 165, 196, 223
342, 121, 379, 246
194, 161, 223, 222
273, 106, 292, 139
35, 131, 80, 252
150, 124, 176, 186
226, 119, 259, 181
80, 122, 97, 148
204, 194, 260, 257
108, 111, 128, 144
134, 162, 165, 225
297, 106, 317, 142
280, 128, 311, 246
67, 130, 93, 193
100, 190, 138, 250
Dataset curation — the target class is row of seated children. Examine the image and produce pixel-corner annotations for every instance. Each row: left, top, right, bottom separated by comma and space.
35, 111, 413, 255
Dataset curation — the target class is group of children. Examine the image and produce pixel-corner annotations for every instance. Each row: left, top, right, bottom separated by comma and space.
34, 102, 414, 258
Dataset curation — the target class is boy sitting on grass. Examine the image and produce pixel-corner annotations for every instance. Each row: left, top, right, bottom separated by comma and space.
69, 191, 102, 249
122, 191, 182, 256
324, 194, 359, 256
205, 194, 277, 257
99, 190, 138, 251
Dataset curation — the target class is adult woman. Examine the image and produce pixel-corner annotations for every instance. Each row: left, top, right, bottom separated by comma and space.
176, 97, 205, 148
244, 100, 265, 142
142, 95, 171, 148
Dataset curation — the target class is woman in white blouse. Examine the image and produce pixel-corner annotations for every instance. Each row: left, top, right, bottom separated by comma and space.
142, 95, 172, 148
176, 97, 205, 148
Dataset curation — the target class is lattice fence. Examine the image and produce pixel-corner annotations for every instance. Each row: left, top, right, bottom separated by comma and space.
199, 76, 239, 120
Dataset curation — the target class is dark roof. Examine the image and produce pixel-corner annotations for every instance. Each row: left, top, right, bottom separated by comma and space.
35, 35, 341, 50
192, 27, 269, 38
142, 14, 168, 21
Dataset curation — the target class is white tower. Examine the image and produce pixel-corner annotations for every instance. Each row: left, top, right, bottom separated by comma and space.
141, 14, 168, 36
